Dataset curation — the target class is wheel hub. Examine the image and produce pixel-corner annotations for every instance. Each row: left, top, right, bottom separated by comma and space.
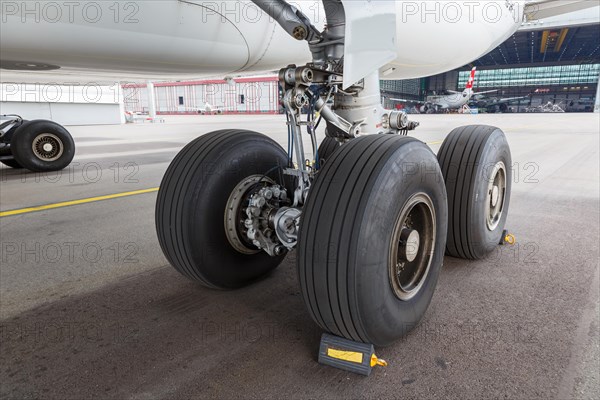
273, 207, 301, 250
245, 185, 291, 256
32, 133, 63, 162
486, 162, 507, 231
399, 229, 420, 263
224, 175, 292, 257
224, 175, 270, 255
389, 193, 436, 301
491, 185, 500, 207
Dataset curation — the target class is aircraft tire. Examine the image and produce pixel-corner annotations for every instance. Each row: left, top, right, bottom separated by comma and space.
156, 130, 289, 289
10, 120, 75, 172
1, 158, 23, 169
317, 137, 341, 167
298, 135, 448, 346
437, 125, 512, 259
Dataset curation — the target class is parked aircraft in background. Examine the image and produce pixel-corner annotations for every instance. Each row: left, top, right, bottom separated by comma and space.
181, 102, 224, 115
200, 102, 224, 115
392, 67, 498, 113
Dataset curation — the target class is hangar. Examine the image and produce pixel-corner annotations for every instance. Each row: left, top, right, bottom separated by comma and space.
386, 19, 600, 113
431, 24, 600, 112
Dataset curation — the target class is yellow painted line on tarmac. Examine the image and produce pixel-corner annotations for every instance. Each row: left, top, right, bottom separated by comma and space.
0, 187, 159, 218
0, 141, 445, 218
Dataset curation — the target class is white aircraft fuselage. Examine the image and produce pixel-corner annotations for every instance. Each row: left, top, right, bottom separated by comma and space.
0, 1, 525, 84
425, 67, 482, 111
428, 89, 474, 110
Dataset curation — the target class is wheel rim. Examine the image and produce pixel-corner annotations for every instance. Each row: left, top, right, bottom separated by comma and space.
389, 193, 436, 301
224, 175, 273, 255
485, 161, 507, 231
31, 133, 63, 162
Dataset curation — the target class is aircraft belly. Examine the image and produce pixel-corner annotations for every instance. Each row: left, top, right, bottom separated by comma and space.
382, 0, 524, 79
0, 0, 523, 81
0, 1, 251, 77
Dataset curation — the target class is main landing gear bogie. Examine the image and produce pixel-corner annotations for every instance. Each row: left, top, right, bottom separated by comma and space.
155, 0, 512, 347
156, 124, 513, 346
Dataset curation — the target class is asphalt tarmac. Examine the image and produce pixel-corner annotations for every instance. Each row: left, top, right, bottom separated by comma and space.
1, 113, 598, 399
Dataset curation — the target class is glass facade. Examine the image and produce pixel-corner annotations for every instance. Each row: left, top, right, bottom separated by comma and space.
380, 79, 423, 109
380, 79, 422, 97
458, 64, 600, 88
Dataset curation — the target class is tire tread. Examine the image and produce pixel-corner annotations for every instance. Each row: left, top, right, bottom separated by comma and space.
299, 135, 422, 343
438, 125, 500, 259
156, 130, 287, 288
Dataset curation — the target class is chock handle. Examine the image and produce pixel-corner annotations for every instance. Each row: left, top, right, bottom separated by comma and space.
370, 354, 388, 368
500, 229, 516, 245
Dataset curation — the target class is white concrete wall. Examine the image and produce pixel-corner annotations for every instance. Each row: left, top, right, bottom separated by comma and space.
123, 78, 281, 114
0, 102, 122, 125
0, 83, 124, 125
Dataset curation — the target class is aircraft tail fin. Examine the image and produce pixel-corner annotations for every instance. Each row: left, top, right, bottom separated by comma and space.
465, 67, 477, 90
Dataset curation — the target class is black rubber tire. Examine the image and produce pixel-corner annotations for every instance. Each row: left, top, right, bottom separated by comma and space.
437, 125, 512, 259
317, 137, 341, 167
1, 159, 23, 169
156, 130, 289, 289
2, 119, 28, 143
0, 142, 23, 169
10, 120, 75, 172
298, 135, 448, 346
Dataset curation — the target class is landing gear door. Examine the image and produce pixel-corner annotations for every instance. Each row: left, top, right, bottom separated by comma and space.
341, 0, 397, 89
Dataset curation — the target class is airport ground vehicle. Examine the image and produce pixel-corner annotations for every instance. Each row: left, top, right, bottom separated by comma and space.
2, 0, 593, 345
0, 115, 75, 172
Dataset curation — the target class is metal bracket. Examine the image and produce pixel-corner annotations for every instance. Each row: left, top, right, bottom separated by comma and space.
340, 0, 397, 88
252, 0, 322, 42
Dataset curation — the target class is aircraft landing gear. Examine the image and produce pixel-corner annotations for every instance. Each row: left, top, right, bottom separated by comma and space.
156, 0, 512, 348
0, 117, 75, 172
